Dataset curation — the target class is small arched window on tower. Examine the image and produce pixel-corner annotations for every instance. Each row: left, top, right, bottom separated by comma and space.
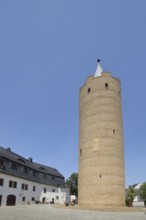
105, 83, 108, 89
113, 129, 116, 134
80, 149, 82, 156
87, 88, 91, 93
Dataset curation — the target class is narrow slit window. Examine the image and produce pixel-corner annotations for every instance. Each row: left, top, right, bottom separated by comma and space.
113, 129, 116, 134
105, 83, 108, 89
88, 88, 91, 93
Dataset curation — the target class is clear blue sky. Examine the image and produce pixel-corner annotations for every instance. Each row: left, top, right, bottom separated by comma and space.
0, 0, 146, 188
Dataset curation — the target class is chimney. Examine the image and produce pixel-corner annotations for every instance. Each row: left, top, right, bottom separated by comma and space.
28, 157, 33, 162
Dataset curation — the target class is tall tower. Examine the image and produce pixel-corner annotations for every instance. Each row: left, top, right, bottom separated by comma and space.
78, 61, 125, 206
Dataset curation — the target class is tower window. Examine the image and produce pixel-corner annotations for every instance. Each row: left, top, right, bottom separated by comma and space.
113, 129, 116, 134
100, 175, 102, 178
87, 88, 91, 93
105, 83, 108, 89
80, 149, 82, 156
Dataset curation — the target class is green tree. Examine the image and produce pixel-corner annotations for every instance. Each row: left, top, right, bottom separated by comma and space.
140, 182, 146, 207
66, 173, 78, 197
126, 186, 136, 206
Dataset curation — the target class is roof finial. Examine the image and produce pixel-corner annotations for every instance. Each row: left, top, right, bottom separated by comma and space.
94, 59, 103, 77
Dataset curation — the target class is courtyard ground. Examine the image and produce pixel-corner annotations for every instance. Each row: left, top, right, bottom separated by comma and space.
0, 205, 146, 220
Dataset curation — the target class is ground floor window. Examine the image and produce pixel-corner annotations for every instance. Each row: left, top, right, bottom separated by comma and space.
33, 186, 36, 191
0, 195, 2, 206
43, 188, 47, 193
0, 178, 4, 186
22, 196, 25, 201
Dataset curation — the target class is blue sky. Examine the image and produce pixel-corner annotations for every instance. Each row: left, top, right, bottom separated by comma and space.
0, 0, 146, 188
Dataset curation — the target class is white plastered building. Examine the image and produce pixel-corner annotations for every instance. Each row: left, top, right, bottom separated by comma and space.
0, 146, 67, 206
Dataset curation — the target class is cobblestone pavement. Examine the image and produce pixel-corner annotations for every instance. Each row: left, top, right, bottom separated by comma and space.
0, 205, 146, 220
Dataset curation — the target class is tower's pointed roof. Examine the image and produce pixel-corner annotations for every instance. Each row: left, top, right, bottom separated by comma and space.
94, 59, 103, 77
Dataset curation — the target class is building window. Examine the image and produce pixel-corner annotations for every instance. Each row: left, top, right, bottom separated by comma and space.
9, 180, 17, 188
22, 196, 25, 201
11, 162, 17, 170
0, 160, 4, 170
43, 173, 47, 179
32, 170, 37, 176
23, 166, 28, 173
113, 129, 116, 134
22, 183, 28, 190
0, 178, 4, 186
87, 88, 91, 93
56, 196, 59, 200
80, 149, 82, 156
33, 186, 36, 191
52, 189, 55, 192
43, 188, 47, 193
105, 83, 108, 89
52, 176, 55, 180
32, 197, 35, 201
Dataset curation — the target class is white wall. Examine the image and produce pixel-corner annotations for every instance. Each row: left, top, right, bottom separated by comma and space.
0, 173, 66, 206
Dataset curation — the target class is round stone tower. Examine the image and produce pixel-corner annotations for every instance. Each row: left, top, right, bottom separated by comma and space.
78, 61, 125, 206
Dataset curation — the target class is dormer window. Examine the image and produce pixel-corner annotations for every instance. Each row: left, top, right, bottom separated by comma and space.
11, 162, 17, 170
39, 166, 46, 170
43, 173, 47, 179
32, 170, 37, 176
23, 166, 28, 173
0, 159, 4, 170
16, 157, 26, 163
